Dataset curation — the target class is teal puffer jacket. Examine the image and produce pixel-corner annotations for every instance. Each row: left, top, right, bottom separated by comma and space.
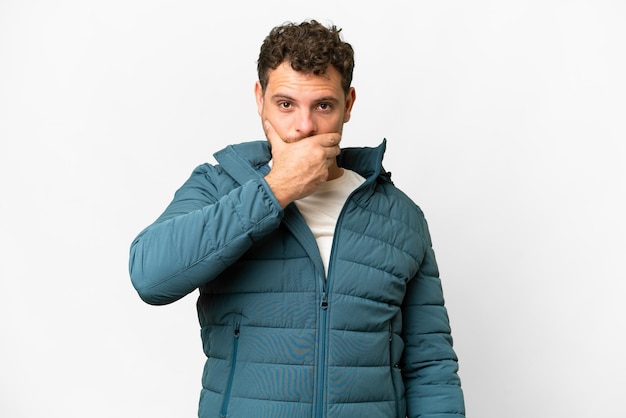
129, 140, 465, 418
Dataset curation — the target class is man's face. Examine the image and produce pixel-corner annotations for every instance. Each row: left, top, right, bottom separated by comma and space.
255, 61, 356, 143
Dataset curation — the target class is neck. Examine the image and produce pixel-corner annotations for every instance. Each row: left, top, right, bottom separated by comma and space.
327, 162, 344, 181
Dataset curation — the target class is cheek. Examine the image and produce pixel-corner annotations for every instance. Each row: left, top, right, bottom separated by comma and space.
264, 114, 292, 140
323, 115, 346, 133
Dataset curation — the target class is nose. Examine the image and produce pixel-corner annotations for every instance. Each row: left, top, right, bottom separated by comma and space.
294, 109, 316, 137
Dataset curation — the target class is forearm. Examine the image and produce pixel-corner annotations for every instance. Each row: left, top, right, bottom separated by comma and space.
129, 178, 283, 305
402, 244, 465, 417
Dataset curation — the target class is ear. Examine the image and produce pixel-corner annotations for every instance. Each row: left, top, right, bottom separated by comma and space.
343, 87, 356, 123
254, 81, 264, 116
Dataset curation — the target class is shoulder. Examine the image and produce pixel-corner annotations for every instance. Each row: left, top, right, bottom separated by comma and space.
170, 162, 237, 202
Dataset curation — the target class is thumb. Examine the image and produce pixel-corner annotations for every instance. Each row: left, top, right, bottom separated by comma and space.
264, 120, 284, 152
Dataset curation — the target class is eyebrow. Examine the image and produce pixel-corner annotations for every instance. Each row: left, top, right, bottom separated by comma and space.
270, 94, 341, 104
270, 94, 295, 102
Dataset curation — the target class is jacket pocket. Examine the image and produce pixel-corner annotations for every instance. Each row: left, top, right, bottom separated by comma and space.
220, 320, 241, 418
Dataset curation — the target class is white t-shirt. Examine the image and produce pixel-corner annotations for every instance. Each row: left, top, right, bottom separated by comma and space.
294, 169, 366, 276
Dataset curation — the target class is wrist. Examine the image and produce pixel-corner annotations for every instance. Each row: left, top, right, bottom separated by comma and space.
264, 173, 292, 208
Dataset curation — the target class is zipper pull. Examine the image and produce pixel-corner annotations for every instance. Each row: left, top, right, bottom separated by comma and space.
234, 322, 240, 338
320, 293, 328, 309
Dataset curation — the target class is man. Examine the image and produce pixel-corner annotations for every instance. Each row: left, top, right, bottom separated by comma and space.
129, 19, 465, 418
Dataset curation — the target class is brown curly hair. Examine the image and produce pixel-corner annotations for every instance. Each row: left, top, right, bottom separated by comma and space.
257, 20, 355, 95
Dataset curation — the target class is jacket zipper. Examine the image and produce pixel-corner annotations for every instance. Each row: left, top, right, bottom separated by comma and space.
313, 179, 372, 418
220, 321, 240, 417
315, 291, 329, 418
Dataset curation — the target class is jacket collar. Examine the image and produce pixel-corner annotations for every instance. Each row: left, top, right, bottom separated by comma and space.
213, 139, 391, 185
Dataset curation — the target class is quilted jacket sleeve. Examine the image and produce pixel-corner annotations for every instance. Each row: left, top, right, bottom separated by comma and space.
401, 217, 465, 418
128, 164, 283, 305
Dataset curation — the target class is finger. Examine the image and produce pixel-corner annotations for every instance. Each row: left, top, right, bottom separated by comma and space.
317, 134, 341, 158
316, 132, 341, 148
264, 120, 284, 151
327, 144, 341, 158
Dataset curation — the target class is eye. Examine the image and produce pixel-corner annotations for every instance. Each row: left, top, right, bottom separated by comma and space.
278, 101, 292, 110
317, 103, 332, 111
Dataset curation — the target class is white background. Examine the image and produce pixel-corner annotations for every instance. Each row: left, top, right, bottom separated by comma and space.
1, 1, 624, 417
